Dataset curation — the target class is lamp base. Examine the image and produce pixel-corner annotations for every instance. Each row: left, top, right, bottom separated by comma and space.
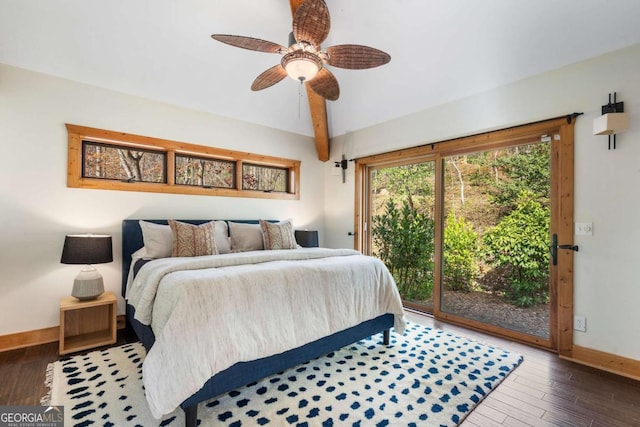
71, 266, 105, 301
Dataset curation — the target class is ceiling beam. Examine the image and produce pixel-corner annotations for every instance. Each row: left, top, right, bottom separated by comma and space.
289, 0, 330, 162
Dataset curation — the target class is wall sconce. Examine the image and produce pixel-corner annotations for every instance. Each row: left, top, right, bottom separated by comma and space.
593, 92, 628, 150
334, 154, 354, 183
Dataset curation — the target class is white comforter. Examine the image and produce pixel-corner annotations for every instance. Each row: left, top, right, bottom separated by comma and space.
127, 248, 406, 419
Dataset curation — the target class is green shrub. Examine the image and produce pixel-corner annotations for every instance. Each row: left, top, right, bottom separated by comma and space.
372, 199, 435, 301
482, 191, 550, 307
443, 213, 478, 292
490, 143, 550, 214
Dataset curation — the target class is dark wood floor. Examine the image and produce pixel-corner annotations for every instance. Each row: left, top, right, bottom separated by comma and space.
0, 327, 138, 407
2, 312, 639, 426
404, 312, 640, 427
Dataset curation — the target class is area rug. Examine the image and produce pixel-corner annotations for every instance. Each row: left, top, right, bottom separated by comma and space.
44, 321, 522, 426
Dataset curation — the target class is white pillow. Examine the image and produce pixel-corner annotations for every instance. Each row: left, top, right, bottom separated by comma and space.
229, 222, 264, 252
131, 246, 148, 260
214, 221, 231, 254
138, 220, 173, 258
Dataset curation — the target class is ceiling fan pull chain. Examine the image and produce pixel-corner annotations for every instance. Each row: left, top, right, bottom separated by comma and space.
298, 80, 303, 119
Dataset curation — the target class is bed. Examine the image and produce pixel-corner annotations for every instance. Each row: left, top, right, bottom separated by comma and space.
122, 219, 405, 427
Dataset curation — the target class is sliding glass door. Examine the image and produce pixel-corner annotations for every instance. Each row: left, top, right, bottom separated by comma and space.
356, 117, 577, 351
441, 142, 551, 341
368, 161, 436, 313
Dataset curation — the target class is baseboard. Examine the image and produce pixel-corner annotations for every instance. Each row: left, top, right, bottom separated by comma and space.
0, 315, 127, 353
561, 345, 640, 382
0, 326, 59, 352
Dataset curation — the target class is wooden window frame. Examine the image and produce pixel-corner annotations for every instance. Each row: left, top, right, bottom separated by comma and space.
66, 124, 300, 200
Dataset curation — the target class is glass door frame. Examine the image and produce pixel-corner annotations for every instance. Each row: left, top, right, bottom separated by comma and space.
358, 155, 438, 314
355, 116, 577, 354
355, 154, 437, 257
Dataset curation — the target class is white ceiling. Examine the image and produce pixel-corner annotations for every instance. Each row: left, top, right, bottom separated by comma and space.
2, 0, 640, 138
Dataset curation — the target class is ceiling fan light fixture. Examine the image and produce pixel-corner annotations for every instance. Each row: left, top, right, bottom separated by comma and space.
282, 51, 322, 82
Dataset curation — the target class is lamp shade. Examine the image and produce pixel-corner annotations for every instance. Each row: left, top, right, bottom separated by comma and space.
295, 230, 319, 248
61, 235, 113, 265
593, 112, 628, 135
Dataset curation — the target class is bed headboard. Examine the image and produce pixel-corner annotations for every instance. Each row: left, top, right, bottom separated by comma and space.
121, 219, 265, 297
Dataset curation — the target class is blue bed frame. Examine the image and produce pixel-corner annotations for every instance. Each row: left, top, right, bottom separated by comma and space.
121, 219, 394, 427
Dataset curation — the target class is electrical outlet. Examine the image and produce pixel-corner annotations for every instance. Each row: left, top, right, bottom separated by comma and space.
574, 315, 587, 332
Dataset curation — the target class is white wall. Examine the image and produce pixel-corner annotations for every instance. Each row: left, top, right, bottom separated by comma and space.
325, 43, 640, 361
3, 42, 640, 362
0, 63, 324, 336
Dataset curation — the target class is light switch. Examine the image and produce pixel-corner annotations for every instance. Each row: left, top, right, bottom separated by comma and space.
575, 222, 593, 236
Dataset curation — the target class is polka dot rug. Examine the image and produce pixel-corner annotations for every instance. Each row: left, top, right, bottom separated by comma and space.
45, 321, 522, 426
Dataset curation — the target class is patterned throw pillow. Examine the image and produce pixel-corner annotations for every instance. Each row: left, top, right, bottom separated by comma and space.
260, 219, 297, 250
168, 220, 218, 257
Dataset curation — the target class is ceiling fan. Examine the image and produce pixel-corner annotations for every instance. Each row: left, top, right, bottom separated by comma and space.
211, 0, 390, 101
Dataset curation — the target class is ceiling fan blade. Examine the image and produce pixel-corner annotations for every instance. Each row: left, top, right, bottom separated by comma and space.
211, 34, 286, 54
251, 64, 288, 91
307, 67, 339, 101
326, 44, 391, 69
292, 0, 330, 47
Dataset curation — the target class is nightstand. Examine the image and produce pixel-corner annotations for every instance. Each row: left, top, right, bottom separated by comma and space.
59, 291, 117, 355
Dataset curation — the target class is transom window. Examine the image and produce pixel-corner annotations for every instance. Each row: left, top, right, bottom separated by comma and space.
175, 154, 235, 189
82, 141, 167, 183
242, 163, 289, 192
66, 124, 300, 200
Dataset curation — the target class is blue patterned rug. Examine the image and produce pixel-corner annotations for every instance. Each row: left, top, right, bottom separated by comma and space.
45, 321, 522, 426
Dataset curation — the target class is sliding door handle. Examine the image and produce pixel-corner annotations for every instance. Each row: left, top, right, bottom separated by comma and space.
549, 234, 579, 266
557, 244, 579, 251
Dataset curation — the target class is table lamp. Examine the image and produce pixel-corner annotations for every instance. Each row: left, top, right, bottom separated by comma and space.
61, 234, 113, 300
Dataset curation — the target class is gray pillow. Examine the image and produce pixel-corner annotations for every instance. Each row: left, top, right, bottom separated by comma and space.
229, 222, 264, 252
